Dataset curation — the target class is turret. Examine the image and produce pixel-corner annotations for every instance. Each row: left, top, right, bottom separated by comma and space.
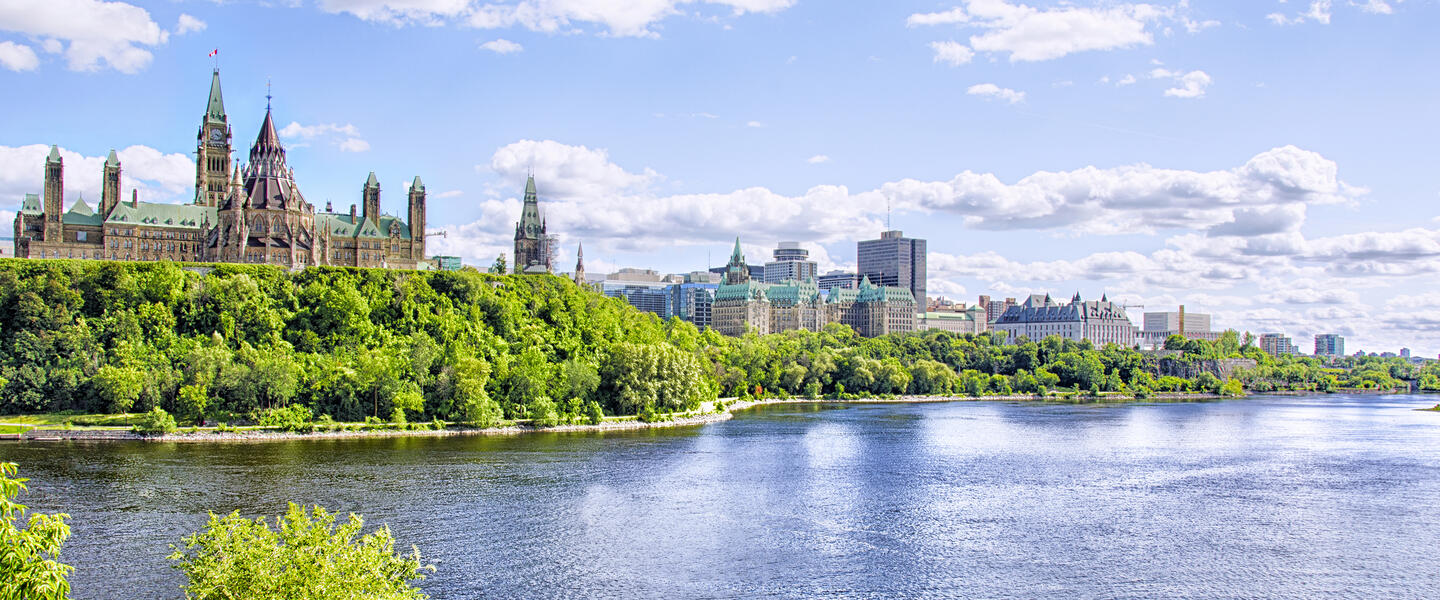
574, 242, 585, 285
362, 171, 380, 222
724, 237, 750, 285
43, 145, 62, 241
101, 150, 121, 217
408, 175, 426, 260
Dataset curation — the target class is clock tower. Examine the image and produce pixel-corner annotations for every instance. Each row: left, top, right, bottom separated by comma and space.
195, 69, 232, 207
513, 175, 550, 273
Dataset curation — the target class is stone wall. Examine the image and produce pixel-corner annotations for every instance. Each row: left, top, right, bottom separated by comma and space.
1156, 357, 1257, 380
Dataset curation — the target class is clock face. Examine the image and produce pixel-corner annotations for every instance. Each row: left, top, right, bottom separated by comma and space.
209, 128, 223, 142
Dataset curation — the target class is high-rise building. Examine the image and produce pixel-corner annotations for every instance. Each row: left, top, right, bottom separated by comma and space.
13, 69, 426, 269
1259, 333, 1299, 356
513, 175, 550, 274
858, 230, 926, 307
763, 241, 818, 284
1314, 334, 1345, 357
992, 292, 1137, 346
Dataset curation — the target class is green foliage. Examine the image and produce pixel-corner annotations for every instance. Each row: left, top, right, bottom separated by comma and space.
132, 406, 178, 435
260, 405, 314, 433
528, 397, 560, 427
1220, 378, 1245, 397
1, 463, 73, 600
168, 503, 431, 600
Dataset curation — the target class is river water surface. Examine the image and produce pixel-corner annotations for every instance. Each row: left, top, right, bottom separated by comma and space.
3, 394, 1439, 599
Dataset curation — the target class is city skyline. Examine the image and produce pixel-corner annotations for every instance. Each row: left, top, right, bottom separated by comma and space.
2, 1, 1438, 354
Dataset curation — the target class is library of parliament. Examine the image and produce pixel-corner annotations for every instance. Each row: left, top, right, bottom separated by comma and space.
11, 70, 429, 270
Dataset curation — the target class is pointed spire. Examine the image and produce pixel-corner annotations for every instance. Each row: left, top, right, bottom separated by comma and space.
206, 69, 226, 121
1072, 291, 1081, 303
105, 149, 119, 167
730, 237, 743, 263
255, 108, 282, 150
411, 175, 423, 191
524, 175, 537, 201
365, 171, 379, 188
1101, 293, 1108, 303
47, 145, 61, 163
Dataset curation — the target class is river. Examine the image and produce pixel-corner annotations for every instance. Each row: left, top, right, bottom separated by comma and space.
3, 394, 1439, 599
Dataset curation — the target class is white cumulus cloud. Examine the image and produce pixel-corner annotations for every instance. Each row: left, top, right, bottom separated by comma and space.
0, 41, 39, 71
0, 0, 170, 73
966, 83, 1026, 103
909, 1, 1173, 62
278, 122, 370, 153
175, 14, 206, 35
480, 38, 523, 54
928, 40, 974, 66
0, 144, 194, 207
807, 155, 830, 164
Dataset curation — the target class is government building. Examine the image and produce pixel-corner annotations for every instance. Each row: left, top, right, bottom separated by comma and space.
993, 293, 1137, 346
711, 239, 916, 337
12, 69, 429, 269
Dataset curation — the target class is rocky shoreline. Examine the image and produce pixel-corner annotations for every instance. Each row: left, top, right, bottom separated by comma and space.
10, 392, 1240, 443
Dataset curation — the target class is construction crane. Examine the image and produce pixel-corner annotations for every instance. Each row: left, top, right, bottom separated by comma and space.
424, 230, 447, 239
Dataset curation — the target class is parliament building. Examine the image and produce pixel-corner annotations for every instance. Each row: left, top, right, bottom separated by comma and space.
12, 70, 429, 270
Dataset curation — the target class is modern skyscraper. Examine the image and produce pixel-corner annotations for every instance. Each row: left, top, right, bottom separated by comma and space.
858, 230, 926, 307
763, 241, 818, 284
818, 270, 860, 292
1314, 333, 1345, 357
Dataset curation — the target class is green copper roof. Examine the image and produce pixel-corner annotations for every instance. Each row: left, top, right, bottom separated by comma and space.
105, 149, 119, 167
105, 201, 215, 229
365, 172, 379, 188
47, 145, 61, 163
206, 69, 226, 121
730, 237, 743, 263
715, 280, 768, 302
317, 213, 409, 240
62, 195, 103, 226
765, 279, 821, 306
411, 175, 423, 191
20, 194, 41, 215
524, 175, 537, 199
517, 175, 542, 239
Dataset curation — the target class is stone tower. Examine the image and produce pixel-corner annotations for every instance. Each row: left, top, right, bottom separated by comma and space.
513, 175, 548, 273
43, 145, 62, 241
362, 172, 380, 223
101, 150, 121, 217
195, 69, 233, 207
408, 176, 426, 261
204, 102, 315, 266
725, 237, 750, 285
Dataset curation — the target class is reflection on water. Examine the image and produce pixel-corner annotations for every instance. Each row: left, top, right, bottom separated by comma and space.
3, 395, 1440, 599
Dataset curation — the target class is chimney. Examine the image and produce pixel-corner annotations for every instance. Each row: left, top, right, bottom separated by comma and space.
131, 189, 139, 208
1179, 304, 1186, 334
350, 203, 357, 222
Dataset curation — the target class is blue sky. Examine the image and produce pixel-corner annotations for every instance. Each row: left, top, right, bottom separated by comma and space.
2, 0, 1438, 354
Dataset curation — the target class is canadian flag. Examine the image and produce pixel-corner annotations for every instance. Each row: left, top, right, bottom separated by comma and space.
208, 49, 218, 57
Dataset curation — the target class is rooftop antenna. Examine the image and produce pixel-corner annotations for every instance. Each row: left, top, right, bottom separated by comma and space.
886, 197, 892, 230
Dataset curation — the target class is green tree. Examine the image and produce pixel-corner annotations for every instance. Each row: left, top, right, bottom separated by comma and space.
90, 364, 144, 414
1, 462, 73, 600
168, 503, 431, 600
489, 253, 507, 275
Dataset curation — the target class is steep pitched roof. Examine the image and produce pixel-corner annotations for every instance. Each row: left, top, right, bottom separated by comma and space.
105, 150, 119, 167
206, 69, 226, 122
62, 195, 103, 226
365, 171, 379, 188
47, 145, 61, 163
20, 194, 41, 215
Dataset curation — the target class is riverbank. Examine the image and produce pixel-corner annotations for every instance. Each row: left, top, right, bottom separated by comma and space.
3, 392, 1249, 443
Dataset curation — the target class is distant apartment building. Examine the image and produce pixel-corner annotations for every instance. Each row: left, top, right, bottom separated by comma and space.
763, 241, 818, 284
992, 292, 1137, 346
818, 270, 860, 291
1314, 334, 1345, 357
1139, 306, 1221, 349
858, 230, 926, 307
434, 255, 462, 271
977, 295, 1017, 324
1401, 347, 1412, 359
1259, 333, 1300, 356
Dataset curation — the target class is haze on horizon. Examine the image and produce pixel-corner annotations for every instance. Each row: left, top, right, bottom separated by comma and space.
0, 0, 1436, 355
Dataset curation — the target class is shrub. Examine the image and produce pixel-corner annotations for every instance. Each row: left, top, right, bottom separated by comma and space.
528, 397, 560, 428
261, 405, 314, 433
585, 401, 604, 425
132, 407, 178, 435
431, 418, 446, 431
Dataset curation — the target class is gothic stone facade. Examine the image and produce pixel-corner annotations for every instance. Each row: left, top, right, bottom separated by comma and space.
12, 69, 427, 270
711, 239, 916, 338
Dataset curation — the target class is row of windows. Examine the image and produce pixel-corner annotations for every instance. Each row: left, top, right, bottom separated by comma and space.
106, 228, 197, 240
